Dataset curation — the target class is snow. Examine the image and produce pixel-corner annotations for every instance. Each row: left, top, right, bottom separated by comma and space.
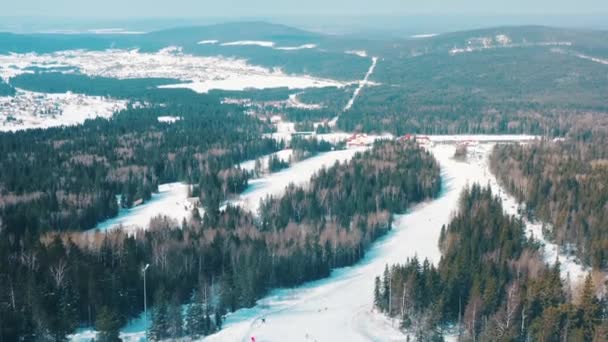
426, 134, 538, 142
573, 52, 608, 65
345, 50, 368, 58
275, 44, 317, 51
90, 182, 192, 233
342, 56, 377, 112
450, 39, 572, 55
218, 41, 317, 51
221, 40, 276, 48
287, 93, 323, 109
69, 135, 585, 341
469, 144, 588, 287
328, 56, 378, 126
232, 147, 368, 214
157, 115, 182, 123
87, 28, 145, 35
0, 48, 345, 92
0, 89, 127, 131
238, 149, 294, 173
38, 28, 145, 35
198, 40, 219, 45
207, 135, 586, 342
204, 141, 490, 341
70, 311, 148, 342
411, 33, 439, 39
160, 73, 343, 93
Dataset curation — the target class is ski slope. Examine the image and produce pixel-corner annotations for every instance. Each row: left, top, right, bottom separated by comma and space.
72, 136, 586, 342
232, 147, 368, 214
208, 136, 586, 342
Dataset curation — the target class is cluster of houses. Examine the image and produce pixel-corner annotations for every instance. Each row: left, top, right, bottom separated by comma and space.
0, 92, 64, 121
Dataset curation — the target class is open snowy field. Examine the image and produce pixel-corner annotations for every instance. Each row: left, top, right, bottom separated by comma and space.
0, 47, 344, 92
0, 89, 127, 131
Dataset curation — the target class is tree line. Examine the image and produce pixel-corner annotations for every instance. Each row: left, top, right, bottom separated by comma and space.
490, 133, 608, 269
375, 185, 607, 341
0, 140, 441, 341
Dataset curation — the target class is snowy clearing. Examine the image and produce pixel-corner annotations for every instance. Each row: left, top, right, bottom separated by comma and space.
160, 73, 343, 93
411, 33, 439, 39
0, 89, 127, 131
157, 115, 182, 123
345, 50, 368, 58
449, 37, 572, 55
197, 39, 219, 45
238, 149, 294, 173
232, 147, 368, 214
328, 56, 378, 126
218, 41, 317, 51
275, 44, 317, 50
70, 135, 586, 342
572, 52, 608, 65
90, 182, 193, 233
0, 48, 344, 92
221, 40, 276, 48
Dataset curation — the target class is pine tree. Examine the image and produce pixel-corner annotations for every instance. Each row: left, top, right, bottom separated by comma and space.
167, 299, 183, 338
579, 273, 600, 340
374, 276, 382, 309
382, 264, 390, 314
95, 306, 121, 342
149, 303, 169, 341
185, 293, 206, 337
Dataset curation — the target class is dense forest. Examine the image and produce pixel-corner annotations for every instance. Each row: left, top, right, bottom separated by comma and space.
0, 91, 281, 239
338, 47, 608, 136
0, 140, 441, 341
490, 134, 608, 269
375, 185, 608, 340
0, 80, 15, 96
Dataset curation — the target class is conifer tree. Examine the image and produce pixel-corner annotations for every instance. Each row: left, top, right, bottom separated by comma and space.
95, 306, 121, 342
579, 273, 600, 340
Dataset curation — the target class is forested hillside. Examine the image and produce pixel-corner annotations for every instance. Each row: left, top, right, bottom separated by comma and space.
375, 185, 608, 340
0, 94, 279, 238
339, 33, 608, 136
0, 80, 15, 96
0, 140, 440, 341
490, 134, 608, 268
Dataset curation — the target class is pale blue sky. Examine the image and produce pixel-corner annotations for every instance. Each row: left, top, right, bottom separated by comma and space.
5, 0, 608, 18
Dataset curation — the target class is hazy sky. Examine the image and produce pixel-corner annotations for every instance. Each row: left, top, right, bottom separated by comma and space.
5, 0, 608, 18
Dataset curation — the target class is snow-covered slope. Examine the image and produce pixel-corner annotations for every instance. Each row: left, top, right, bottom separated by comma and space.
232, 147, 368, 214
91, 182, 192, 233
207, 136, 585, 342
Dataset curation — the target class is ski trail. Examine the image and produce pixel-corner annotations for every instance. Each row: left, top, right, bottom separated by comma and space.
343, 56, 378, 112
552, 48, 608, 66
205, 142, 496, 342
328, 56, 378, 127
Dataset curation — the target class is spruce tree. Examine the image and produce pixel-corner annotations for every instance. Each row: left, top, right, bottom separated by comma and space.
185, 293, 206, 337
149, 303, 169, 341
167, 299, 183, 338
95, 306, 121, 342
579, 273, 600, 340
374, 276, 382, 309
